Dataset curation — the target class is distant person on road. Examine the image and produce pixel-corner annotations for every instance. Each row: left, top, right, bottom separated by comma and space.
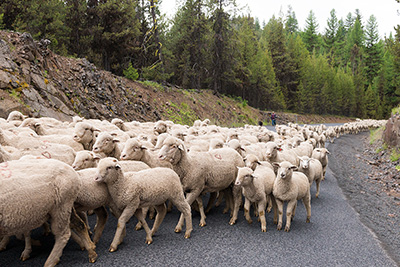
271, 112, 276, 126
258, 121, 263, 127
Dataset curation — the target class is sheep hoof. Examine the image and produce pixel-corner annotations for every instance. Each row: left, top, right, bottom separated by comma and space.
261, 228, 267, 232
174, 228, 182, 233
109, 246, 117, 253
89, 252, 98, 263
229, 220, 236, 226
306, 218, 310, 223
80, 246, 85, 251
267, 208, 272, 213
247, 220, 253, 224
146, 240, 153, 245
199, 222, 206, 227
277, 225, 282, 231
135, 225, 142, 231
20, 253, 30, 261
284, 226, 290, 232
184, 233, 191, 239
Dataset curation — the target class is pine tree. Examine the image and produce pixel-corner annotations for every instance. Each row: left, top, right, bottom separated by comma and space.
65, 0, 87, 57
302, 10, 321, 53
285, 5, 298, 34
364, 15, 383, 86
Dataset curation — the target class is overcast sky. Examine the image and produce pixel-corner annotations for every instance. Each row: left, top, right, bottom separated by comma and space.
160, 0, 400, 38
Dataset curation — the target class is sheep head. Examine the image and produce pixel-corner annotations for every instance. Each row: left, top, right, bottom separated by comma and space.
265, 141, 278, 159
158, 136, 185, 165
235, 167, 254, 186
73, 122, 100, 144
273, 161, 297, 180
72, 151, 100, 170
95, 157, 122, 183
298, 156, 311, 170
244, 154, 260, 171
92, 132, 119, 155
120, 138, 146, 161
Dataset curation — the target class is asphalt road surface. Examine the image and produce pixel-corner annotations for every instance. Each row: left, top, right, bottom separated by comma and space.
0, 131, 398, 266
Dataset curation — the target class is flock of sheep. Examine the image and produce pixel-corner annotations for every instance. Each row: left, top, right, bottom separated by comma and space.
0, 110, 386, 266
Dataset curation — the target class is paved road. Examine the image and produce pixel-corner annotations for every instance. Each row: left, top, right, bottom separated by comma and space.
0, 133, 397, 266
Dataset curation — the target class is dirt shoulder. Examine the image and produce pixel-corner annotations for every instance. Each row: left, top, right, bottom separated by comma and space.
328, 132, 400, 265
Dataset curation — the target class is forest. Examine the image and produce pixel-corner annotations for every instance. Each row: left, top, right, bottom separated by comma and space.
0, 0, 399, 119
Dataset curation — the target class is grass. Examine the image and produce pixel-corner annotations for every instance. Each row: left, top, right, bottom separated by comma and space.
389, 148, 400, 162
138, 80, 164, 92
369, 127, 384, 144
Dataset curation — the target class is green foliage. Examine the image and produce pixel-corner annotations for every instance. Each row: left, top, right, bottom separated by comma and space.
0, 13, 4, 29
164, 101, 198, 126
123, 62, 139, 81
138, 80, 164, 92
390, 148, 400, 162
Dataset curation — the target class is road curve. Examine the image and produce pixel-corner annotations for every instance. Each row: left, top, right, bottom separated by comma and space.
0, 133, 397, 266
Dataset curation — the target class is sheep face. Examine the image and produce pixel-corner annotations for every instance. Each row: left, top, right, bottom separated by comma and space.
7, 111, 26, 122
154, 121, 167, 135
72, 151, 99, 170
235, 167, 254, 186
158, 137, 184, 165
111, 118, 124, 130
95, 157, 122, 183
265, 142, 278, 159
93, 133, 119, 154
298, 156, 311, 170
120, 138, 144, 160
273, 161, 297, 180
73, 122, 97, 143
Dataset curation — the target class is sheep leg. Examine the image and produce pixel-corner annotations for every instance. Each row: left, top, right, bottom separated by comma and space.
109, 206, 137, 252
42, 222, 51, 236
205, 192, 218, 213
135, 207, 149, 231
92, 206, 108, 244
285, 200, 297, 232
149, 206, 156, 220
70, 208, 97, 263
222, 188, 233, 214
0, 236, 10, 251
167, 200, 173, 212
77, 211, 91, 235
302, 193, 311, 223
292, 202, 298, 219
276, 199, 284, 231
270, 195, 278, 225
175, 190, 202, 232
315, 179, 321, 198
258, 202, 267, 232
244, 198, 253, 224
45, 209, 73, 267
150, 204, 167, 236
20, 232, 33, 261
229, 186, 242, 225
196, 196, 207, 227
134, 209, 153, 245
215, 191, 224, 207
172, 198, 193, 239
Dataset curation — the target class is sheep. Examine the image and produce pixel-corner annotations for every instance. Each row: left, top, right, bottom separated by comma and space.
95, 158, 193, 252
0, 158, 97, 265
311, 148, 330, 179
72, 150, 150, 171
6, 111, 27, 126
120, 138, 172, 168
92, 132, 121, 159
0, 142, 76, 165
264, 141, 298, 166
272, 161, 311, 232
73, 122, 100, 151
158, 136, 244, 228
37, 134, 84, 152
230, 166, 277, 232
297, 156, 324, 198
154, 120, 168, 135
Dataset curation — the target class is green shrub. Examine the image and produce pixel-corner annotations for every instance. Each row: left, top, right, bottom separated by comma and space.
123, 62, 139, 81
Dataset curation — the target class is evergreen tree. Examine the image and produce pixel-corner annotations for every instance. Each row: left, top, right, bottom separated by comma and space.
364, 15, 383, 86
324, 9, 338, 50
344, 12, 354, 33
65, 0, 87, 57
285, 5, 298, 34
302, 10, 321, 53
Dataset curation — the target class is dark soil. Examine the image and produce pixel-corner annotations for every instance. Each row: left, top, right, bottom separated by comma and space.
328, 132, 400, 265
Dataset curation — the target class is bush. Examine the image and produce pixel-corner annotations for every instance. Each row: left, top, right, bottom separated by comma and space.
123, 62, 139, 81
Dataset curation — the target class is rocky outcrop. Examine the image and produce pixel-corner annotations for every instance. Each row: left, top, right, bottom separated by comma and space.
383, 113, 400, 147
0, 31, 160, 122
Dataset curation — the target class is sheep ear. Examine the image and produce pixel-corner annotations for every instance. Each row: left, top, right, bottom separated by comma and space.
92, 153, 101, 161
326, 149, 331, 154
178, 144, 185, 151
113, 139, 120, 143
140, 146, 147, 150
289, 165, 298, 171
256, 161, 261, 165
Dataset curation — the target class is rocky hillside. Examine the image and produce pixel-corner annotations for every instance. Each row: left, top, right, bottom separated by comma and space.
0, 30, 352, 126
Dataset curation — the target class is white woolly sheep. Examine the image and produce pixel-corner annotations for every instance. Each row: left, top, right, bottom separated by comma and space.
120, 138, 172, 168
95, 158, 192, 252
230, 166, 277, 232
311, 148, 330, 179
92, 132, 121, 159
0, 158, 97, 265
297, 156, 324, 198
264, 141, 298, 166
272, 161, 311, 232
73, 122, 100, 151
158, 136, 244, 228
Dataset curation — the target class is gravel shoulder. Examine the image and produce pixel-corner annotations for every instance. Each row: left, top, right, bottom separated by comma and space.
328, 132, 400, 265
